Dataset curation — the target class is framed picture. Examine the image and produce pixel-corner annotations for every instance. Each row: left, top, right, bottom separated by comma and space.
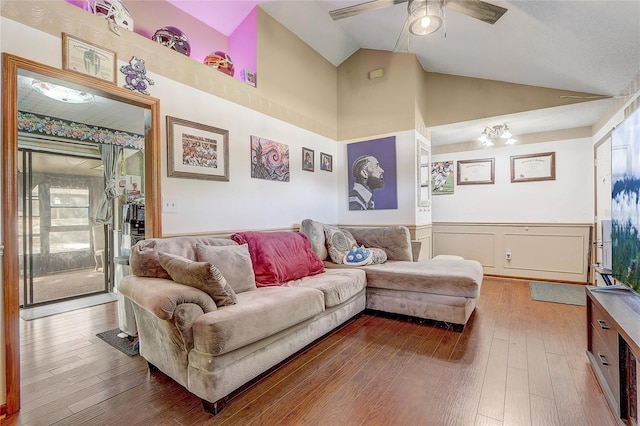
167, 116, 229, 181
251, 136, 290, 182
302, 147, 314, 171
457, 158, 495, 185
320, 153, 333, 172
511, 152, 556, 183
62, 33, 117, 84
431, 160, 454, 195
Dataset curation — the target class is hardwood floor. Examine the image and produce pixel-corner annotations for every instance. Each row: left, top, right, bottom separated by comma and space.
6, 277, 617, 425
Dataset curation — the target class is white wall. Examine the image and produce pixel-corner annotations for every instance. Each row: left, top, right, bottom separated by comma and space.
156, 76, 339, 235
431, 137, 594, 224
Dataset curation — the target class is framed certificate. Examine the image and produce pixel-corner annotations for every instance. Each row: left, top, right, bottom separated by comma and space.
457, 158, 495, 185
511, 152, 556, 183
62, 33, 117, 84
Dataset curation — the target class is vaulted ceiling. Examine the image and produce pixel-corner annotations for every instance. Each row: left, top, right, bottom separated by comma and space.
168, 0, 640, 144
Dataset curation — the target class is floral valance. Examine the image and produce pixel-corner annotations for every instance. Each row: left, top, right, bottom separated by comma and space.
17, 110, 144, 150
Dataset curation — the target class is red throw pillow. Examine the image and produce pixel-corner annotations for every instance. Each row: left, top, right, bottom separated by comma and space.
231, 231, 325, 286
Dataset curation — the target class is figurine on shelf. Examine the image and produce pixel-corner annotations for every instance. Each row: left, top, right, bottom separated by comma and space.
203, 51, 235, 77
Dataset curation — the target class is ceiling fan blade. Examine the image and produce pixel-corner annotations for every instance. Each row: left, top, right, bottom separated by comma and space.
329, 0, 408, 21
445, 0, 507, 24
393, 15, 411, 52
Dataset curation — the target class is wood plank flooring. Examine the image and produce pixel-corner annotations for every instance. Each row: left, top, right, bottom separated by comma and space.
5, 277, 617, 425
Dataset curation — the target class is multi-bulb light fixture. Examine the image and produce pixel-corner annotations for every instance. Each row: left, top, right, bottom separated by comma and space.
478, 124, 516, 146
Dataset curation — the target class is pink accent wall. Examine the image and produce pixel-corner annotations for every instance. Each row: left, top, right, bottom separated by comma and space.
229, 7, 257, 85
66, 1, 256, 84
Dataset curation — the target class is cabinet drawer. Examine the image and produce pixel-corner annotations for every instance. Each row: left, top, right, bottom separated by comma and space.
591, 302, 619, 355
591, 322, 620, 405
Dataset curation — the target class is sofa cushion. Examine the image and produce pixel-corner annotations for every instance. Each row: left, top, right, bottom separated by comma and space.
130, 236, 237, 279
348, 259, 484, 298
324, 225, 357, 264
343, 226, 413, 261
286, 268, 366, 308
192, 286, 325, 355
158, 252, 237, 307
196, 244, 257, 294
300, 218, 328, 260
230, 231, 325, 286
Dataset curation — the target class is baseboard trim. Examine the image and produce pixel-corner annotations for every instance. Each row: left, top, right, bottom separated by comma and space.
484, 273, 585, 285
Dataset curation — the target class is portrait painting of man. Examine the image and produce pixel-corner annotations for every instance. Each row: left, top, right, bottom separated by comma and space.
347, 136, 397, 210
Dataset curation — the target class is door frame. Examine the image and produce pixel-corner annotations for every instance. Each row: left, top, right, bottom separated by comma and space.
2, 53, 162, 416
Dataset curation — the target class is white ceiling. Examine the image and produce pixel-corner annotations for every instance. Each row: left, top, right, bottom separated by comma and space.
170, 0, 640, 145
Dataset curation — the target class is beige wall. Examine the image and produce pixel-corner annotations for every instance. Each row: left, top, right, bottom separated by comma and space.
423, 72, 605, 127
337, 49, 419, 141
433, 223, 592, 283
257, 9, 338, 139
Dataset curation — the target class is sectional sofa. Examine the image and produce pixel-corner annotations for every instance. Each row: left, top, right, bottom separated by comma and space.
118, 222, 483, 414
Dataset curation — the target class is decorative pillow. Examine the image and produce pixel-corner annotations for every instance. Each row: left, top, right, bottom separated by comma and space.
368, 247, 388, 264
231, 231, 325, 286
300, 219, 328, 260
324, 225, 357, 264
196, 244, 257, 293
343, 246, 373, 266
157, 252, 237, 307
130, 243, 172, 279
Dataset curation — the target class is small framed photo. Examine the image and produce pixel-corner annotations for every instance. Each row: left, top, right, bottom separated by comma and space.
62, 33, 117, 84
167, 116, 229, 181
320, 153, 333, 172
511, 152, 556, 183
457, 158, 495, 185
302, 147, 314, 172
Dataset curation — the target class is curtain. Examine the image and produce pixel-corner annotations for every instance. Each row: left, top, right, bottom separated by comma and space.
95, 144, 122, 223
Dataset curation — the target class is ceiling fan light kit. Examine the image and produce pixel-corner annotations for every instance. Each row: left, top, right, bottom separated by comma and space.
408, 0, 444, 36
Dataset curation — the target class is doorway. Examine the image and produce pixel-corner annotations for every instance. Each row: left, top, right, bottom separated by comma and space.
3, 53, 163, 417
18, 149, 109, 307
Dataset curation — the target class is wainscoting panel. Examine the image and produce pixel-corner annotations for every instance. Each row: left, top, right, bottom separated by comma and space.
433, 231, 496, 267
503, 233, 585, 274
432, 223, 593, 283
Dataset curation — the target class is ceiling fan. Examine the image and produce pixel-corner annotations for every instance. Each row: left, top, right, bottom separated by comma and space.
329, 0, 508, 51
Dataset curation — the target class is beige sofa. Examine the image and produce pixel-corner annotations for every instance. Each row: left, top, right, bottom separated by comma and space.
119, 224, 483, 414
119, 233, 366, 415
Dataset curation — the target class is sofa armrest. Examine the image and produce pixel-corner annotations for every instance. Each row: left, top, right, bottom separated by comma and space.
119, 275, 217, 321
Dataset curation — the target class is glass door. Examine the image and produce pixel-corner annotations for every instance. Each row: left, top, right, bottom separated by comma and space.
19, 149, 109, 307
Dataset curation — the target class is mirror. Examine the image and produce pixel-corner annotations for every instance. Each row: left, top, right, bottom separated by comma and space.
417, 140, 431, 210
2, 53, 161, 415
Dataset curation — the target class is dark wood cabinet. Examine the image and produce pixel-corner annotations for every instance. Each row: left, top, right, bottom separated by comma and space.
587, 286, 640, 425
